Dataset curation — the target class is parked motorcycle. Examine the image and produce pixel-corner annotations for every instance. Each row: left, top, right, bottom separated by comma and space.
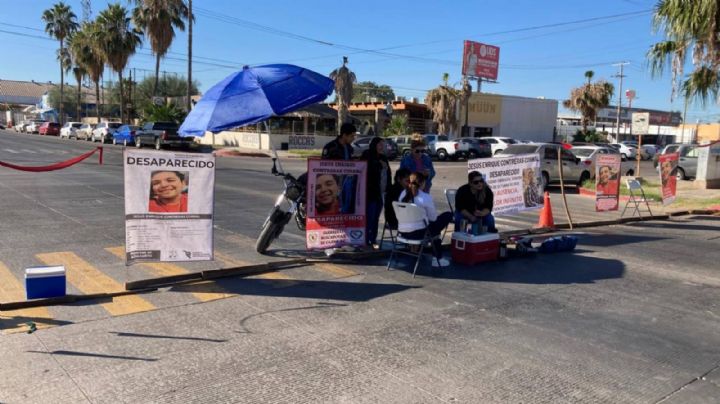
255, 158, 307, 254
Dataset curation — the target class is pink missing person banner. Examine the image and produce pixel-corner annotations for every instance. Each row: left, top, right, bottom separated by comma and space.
658, 152, 679, 206
306, 159, 367, 250
462, 40, 500, 80
595, 154, 621, 212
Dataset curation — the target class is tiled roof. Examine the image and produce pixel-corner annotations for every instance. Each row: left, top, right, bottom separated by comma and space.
0, 79, 97, 105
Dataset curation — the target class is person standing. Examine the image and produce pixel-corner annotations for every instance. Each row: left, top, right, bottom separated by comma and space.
322, 122, 356, 160
454, 171, 498, 233
399, 136, 436, 192
361, 137, 391, 247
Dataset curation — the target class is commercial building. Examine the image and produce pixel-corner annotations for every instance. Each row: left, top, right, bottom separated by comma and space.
462, 93, 558, 142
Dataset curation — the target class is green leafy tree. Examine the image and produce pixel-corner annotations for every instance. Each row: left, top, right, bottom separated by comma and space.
352, 81, 395, 103
383, 114, 410, 137
43, 1, 79, 124
425, 73, 461, 135
563, 71, 614, 135
76, 21, 107, 123
647, 0, 720, 106
132, 0, 189, 97
329, 56, 356, 133
141, 103, 186, 123
96, 4, 142, 123
48, 86, 79, 118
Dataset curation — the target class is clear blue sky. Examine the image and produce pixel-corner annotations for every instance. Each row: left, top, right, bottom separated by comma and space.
2, 0, 718, 123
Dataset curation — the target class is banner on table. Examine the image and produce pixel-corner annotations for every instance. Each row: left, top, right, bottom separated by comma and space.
467, 154, 543, 215
595, 154, 621, 211
306, 159, 367, 249
658, 152, 679, 206
123, 149, 215, 265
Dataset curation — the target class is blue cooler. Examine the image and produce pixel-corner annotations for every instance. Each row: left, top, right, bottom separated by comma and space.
25, 266, 66, 299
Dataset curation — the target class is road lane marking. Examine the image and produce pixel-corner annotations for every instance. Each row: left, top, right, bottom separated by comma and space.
36, 252, 155, 316
4, 149, 20, 153
313, 262, 358, 278
105, 247, 233, 302
0, 262, 54, 334
213, 251, 297, 282
20, 149, 37, 154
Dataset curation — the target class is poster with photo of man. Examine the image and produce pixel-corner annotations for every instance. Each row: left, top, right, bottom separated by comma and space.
595, 154, 621, 211
124, 149, 215, 265
306, 159, 367, 249
658, 152, 679, 206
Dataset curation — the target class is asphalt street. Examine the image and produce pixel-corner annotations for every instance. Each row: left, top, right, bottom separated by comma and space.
0, 130, 719, 403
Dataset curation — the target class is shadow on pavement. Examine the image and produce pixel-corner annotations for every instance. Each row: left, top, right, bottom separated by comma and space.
26, 350, 157, 362
576, 233, 668, 247
235, 302, 347, 334
108, 331, 227, 343
173, 278, 417, 302
623, 221, 720, 232
0, 316, 73, 333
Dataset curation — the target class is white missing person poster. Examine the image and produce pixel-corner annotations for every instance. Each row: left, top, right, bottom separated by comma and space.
467, 153, 543, 215
124, 149, 215, 265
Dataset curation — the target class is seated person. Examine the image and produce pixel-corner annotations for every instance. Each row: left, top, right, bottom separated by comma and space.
398, 172, 453, 267
454, 171, 498, 233
384, 168, 410, 230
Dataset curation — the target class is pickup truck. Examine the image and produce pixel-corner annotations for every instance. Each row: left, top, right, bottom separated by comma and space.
423, 134, 468, 161
134, 122, 193, 150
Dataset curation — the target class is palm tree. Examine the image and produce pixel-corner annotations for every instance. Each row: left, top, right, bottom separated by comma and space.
67, 29, 91, 120
43, 2, 79, 125
329, 56, 357, 134
96, 4, 142, 123
563, 71, 614, 135
80, 22, 106, 123
425, 73, 461, 136
647, 0, 720, 105
132, 0, 189, 97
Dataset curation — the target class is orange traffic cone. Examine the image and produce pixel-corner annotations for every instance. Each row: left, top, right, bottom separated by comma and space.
535, 192, 555, 229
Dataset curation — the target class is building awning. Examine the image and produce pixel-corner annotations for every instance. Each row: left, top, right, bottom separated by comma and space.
283, 103, 338, 119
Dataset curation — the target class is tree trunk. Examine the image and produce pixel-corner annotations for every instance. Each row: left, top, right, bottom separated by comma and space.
119, 70, 124, 124
59, 39, 65, 125
76, 77, 82, 121
153, 54, 160, 97
95, 80, 101, 124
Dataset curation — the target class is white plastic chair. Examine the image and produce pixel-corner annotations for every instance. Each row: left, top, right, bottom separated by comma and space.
386, 202, 441, 277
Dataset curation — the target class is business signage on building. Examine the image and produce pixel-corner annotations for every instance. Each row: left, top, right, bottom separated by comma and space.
462, 40, 500, 80
289, 134, 316, 150
631, 112, 650, 135
467, 94, 502, 126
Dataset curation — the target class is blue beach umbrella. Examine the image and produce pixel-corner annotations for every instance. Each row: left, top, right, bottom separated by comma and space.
179, 64, 335, 137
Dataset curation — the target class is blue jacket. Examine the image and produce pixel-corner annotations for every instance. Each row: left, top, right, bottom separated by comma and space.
400, 153, 436, 192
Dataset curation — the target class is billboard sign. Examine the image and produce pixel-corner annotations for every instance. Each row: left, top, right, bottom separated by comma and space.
462, 40, 500, 80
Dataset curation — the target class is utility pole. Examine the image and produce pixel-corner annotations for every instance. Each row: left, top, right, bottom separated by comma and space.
187, 0, 193, 113
612, 62, 629, 142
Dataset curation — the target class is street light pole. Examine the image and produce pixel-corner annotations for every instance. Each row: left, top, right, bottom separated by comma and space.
612, 62, 629, 142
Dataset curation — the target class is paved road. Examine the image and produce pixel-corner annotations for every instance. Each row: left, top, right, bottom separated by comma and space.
1, 130, 719, 402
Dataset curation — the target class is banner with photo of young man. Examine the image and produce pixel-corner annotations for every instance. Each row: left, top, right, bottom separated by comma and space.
306, 159, 367, 250
658, 152, 679, 206
124, 149, 215, 265
595, 154, 621, 211
467, 154, 543, 215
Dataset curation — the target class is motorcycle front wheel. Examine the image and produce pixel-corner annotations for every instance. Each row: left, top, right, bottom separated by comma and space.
255, 220, 283, 254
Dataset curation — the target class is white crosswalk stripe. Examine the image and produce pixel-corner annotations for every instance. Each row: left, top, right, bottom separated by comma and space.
20, 149, 37, 154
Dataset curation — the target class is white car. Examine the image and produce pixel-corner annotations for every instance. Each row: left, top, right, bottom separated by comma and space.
60, 122, 83, 139
612, 143, 637, 160
483, 136, 518, 155
91, 122, 122, 143
14, 121, 30, 133
571, 146, 636, 178
76, 123, 95, 141
25, 120, 47, 134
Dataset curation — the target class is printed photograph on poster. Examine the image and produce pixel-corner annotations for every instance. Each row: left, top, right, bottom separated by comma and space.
306, 159, 367, 250
467, 153, 542, 215
595, 154, 621, 211
124, 149, 215, 264
658, 152, 679, 206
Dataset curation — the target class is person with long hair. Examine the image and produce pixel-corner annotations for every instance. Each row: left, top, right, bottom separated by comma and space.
398, 172, 453, 267
399, 135, 436, 192
149, 171, 189, 213
384, 168, 410, 230
454, 171, 497, 233
362, 136, 391, 246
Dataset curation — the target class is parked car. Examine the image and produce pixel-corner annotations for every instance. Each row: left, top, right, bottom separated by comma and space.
25, 120, 47, 134
640, 144, 658, 160
91, 122, 122, 143
112, 125, 141, 146
611, 142, 637, 160
387, 135, 413, 157
457, 137, 492, 159
134, 121, 191, 149
60, 122, 83, 139
496, 143, 592, 188
14, 121, 30, 133
38, 122, 60, 136
653, 144, 699, 180
75, 123, 95, 141
351, 136, 399, 160
430, 135, 468, 161
571, 146, 636, 178
482, 136, 518, 155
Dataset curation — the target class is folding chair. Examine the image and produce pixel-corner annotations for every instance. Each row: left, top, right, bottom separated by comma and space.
443, 189, 457, 240
386, 202, 441, 277
379, 220, 397, 248
621, 179, 653, 219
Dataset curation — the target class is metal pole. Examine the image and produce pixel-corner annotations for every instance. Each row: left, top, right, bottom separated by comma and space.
187, 0, 193, 113
612, 62, 628, 142
557, 147, 573, 229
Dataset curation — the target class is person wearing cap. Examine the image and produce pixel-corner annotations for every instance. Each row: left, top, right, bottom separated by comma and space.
454, 171, 497, 233
322, 122, 356, 160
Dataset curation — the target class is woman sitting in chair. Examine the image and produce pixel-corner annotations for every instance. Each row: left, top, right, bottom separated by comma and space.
398, 172, 453, 267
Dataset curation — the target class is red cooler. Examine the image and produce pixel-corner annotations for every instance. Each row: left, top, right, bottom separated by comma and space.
451, 232, 500, 265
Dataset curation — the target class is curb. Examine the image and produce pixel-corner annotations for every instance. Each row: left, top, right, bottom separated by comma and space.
0, 288, 157, 311
213, 149, 271, 158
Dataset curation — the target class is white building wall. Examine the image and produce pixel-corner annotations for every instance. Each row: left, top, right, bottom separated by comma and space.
498, 96, 558, 142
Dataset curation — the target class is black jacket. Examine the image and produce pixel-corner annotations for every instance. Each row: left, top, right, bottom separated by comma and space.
322, 138, 354, 160
384, 182, 405, 229
361, 150, 391, 203
455, 183, 494, 215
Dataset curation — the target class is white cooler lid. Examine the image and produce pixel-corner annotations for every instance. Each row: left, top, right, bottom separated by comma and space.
25, 265, 66, 279
451, 232, 499, 242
